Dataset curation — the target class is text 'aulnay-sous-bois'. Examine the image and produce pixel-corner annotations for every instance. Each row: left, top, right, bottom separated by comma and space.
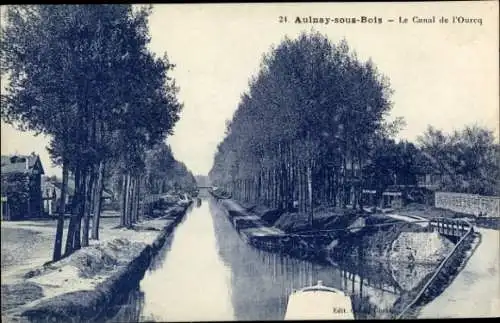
278, 16, 483, 26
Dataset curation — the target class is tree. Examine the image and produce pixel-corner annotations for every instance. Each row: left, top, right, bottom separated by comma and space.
105, 142, 197, 220
418, 124, 500, 195
1, 5, 182, 258
1, 173, 31, 220
209, 32, 395, 228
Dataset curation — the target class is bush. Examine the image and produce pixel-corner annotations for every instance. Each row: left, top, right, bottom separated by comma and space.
1, 173, 31, 219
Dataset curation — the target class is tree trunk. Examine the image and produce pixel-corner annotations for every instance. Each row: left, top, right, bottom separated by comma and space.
124, 173, 130, 228
263, 169, 267, 206
351, 158, 356, 210
73, 169, 87, 251
274, 167, 279, 209
340, 156, 347, 208
82, 167, 95, 247
357, 157, 364, 211
128, 176, 134, 224
120, 173, 127, 227
307, 160, 313, 228
290, 145, 295, 211
64, 166, 81, 256
126, 173, 133, 228
52, 160, 68, 261
132, 177, 137, 223
131, 176, 138, 223
135, 177, 141, 222
267, 173, 271, 207
298, 160, 302, 212
302, 163, 307, 214
334, 168, 338, 207
91, 161, 105, 240
259, 172, 263, 204
293, 160, 298, 212
298, 163, 302, 213
325, 166, 330, 204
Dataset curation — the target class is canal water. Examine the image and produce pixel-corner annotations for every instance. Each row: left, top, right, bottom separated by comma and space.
104, 197, 435, 321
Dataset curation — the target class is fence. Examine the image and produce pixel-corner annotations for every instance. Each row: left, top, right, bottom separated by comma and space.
435, 192, 500, 217
428, 217, 472, 237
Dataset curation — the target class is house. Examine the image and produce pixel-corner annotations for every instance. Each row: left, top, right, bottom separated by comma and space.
1, 153, 45, 220
41, 175, 114, 216
41, 176, 74, 215
360, 151, 445, 209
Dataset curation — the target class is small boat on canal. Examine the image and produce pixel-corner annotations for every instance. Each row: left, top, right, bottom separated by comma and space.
284, 280, 354, 320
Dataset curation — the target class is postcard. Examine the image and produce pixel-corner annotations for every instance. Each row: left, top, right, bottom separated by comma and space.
1, 2, 498, 322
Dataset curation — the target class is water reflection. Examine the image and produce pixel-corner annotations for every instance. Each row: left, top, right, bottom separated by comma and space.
208, 198, 407, 320
139, 201, 235, 321
106, 197, 435, 321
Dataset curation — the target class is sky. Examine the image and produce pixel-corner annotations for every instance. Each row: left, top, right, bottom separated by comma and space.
1, 2, 498, 177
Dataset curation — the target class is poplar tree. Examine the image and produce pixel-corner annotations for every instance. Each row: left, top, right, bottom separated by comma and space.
209, 32, 394, 228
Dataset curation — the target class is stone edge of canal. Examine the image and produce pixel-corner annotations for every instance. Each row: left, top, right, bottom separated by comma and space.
12, 202, 192, 323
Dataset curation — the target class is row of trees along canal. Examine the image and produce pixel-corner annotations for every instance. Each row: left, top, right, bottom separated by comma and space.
208, 32, 500, 228
1, 5, 196, 261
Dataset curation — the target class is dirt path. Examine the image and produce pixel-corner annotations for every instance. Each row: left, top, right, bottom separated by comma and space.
385, 213, 429, 227
418, 228, 500, 318
222, 199, 249, 213
0, 217, 151, 284
1, 226, 55, 282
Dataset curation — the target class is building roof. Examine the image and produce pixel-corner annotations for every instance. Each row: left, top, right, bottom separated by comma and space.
1, 153, 45, 175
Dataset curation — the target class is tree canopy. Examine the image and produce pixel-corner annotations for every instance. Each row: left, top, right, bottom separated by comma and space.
209, 32, 397, 224
418, 125, 500, 195
1, 4, 185, 257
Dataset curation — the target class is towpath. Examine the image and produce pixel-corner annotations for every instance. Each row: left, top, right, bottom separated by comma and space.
418, 228, 500, 318
220, 199, 285, 237
384, 213, 429, 227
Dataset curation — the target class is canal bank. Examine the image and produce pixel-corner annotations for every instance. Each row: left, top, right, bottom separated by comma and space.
211, 193, 455, 266
211, 193, 480, 319
2, 203, 191, 323
212, 196, 332, 262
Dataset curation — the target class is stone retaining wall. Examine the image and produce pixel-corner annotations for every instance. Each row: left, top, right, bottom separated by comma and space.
435, 192, 500, 217
394, 225, 475, 319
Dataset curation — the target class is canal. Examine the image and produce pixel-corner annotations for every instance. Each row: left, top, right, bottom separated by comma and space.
104, 196, 435, 321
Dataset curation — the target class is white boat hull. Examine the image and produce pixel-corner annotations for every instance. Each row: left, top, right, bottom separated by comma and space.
284, 281, 355, 320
